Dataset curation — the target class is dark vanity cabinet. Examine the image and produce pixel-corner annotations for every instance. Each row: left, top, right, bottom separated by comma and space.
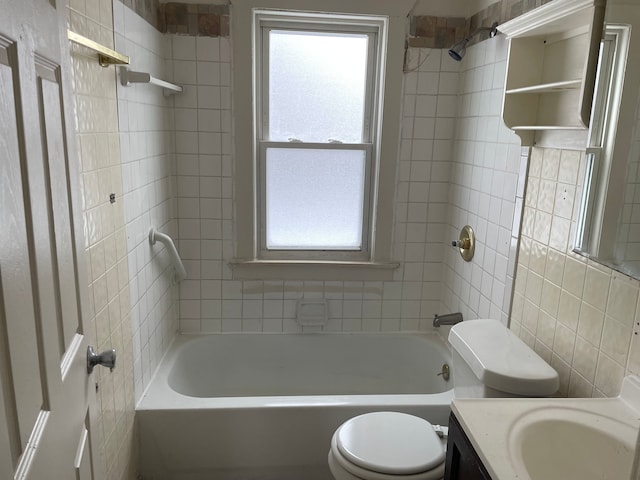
444, 413, 493, 480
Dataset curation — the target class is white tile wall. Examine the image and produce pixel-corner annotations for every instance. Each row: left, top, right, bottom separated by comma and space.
114, 1, 178, 401
172, 44, 462, 333
440, 35, 525, 326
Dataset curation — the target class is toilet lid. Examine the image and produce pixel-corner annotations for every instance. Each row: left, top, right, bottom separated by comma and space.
335, 412, 445, 475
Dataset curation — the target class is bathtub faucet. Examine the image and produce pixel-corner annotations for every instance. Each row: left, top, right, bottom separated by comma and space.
432, 312, 463, 327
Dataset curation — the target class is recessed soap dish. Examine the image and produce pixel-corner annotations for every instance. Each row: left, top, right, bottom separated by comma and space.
296, 299, 328, 327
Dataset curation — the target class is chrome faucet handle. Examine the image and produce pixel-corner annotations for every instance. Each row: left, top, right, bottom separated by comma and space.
87, 346, 116, 374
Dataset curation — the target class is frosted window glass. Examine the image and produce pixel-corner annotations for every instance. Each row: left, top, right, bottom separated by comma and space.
265, 148, 366, 249
268, 30, 368, 143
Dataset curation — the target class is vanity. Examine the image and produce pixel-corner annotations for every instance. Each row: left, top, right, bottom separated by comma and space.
443, 376, 640, 480
444, 413, 492, 480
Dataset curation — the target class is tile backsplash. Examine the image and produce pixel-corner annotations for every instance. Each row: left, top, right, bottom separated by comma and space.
511, 147, 640, 398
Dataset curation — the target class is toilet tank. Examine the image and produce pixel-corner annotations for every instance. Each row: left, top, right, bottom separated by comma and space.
448, 319, 559, 398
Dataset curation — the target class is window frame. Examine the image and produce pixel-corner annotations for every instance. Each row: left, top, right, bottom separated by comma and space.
230, 0, 413, 280
256, 14, 381, 261
575, 25, 630, 256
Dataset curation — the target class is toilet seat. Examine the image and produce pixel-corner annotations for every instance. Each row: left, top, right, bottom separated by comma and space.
329, 412, 445, 480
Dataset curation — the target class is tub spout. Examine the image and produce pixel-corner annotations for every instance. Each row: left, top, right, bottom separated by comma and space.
433, 312, 463, 327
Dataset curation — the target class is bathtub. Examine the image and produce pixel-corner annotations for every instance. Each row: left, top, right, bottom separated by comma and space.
137, 333, 453, 480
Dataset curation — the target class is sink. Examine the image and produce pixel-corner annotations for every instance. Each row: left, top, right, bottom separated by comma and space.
451, 376, 640, 480
509, 407, 636, 480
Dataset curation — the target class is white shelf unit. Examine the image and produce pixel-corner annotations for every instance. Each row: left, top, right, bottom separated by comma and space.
499, 0, 606, 146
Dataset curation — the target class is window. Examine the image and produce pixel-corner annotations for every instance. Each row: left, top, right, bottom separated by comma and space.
258, 13, 379, 260
576, 25, 630, 257
231, 0, 413, 280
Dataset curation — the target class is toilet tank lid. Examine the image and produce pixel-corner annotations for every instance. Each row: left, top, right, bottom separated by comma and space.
448, 319, 559, 396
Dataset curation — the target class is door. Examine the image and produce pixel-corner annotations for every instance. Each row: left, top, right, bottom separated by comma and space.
0, 0, 103, 479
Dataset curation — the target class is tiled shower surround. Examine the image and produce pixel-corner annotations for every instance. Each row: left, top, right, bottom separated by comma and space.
114, 2, 179, 401
124, 0, 640, 401
438, 34, 524, 324
173, 38, 463, 334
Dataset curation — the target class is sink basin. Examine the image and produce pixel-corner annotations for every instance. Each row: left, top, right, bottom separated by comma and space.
509, 407, 636, 480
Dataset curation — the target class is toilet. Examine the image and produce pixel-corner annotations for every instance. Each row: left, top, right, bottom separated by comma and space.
327, 319, 559, 480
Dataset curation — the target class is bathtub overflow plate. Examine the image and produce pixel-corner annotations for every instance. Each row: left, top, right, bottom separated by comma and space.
438, 363, 450, 381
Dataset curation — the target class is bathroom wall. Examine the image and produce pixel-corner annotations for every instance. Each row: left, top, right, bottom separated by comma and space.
615, 101, 640, 274
167, 2, 538, 333
171, 39, 463, 333
511, 146, 640, 398
439, 34, 525, 325
113, 0, 179, 400
67, 1, 137, 478
106, 0, 640, 403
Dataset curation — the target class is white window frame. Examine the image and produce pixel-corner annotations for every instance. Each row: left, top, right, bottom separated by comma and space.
257, 13, 380, 261
576, 25, 630, 257
230, 0, 413, 280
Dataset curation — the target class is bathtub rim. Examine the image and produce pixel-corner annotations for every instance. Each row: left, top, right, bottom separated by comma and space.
136, 331, 454, 411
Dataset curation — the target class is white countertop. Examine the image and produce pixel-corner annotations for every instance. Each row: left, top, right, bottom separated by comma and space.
451, 378, 640, 480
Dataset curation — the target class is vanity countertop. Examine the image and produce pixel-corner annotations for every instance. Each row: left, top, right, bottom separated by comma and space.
451, 377, 640, 480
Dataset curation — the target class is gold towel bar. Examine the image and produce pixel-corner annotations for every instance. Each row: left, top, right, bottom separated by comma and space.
67, 30, 129, 67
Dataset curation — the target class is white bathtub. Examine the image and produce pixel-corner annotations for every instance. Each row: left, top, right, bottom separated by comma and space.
137, 333, 454, 480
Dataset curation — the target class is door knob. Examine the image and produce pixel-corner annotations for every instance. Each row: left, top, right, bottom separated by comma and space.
87, 346, 116, 374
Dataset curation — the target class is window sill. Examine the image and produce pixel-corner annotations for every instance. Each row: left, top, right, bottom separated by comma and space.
229, 260, 400, 281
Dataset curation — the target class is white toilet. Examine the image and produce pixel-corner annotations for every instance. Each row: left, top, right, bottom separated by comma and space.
327, 319, 559, 480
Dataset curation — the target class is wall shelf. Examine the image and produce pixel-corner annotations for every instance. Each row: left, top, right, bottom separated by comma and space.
512, 125, 587, 131
505, 79, 582, 94
499, 0, 606, 146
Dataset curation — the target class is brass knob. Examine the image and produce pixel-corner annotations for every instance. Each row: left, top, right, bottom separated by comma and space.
454, 225, 475, 261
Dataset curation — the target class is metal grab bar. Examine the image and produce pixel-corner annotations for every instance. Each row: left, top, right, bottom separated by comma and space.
148, 228, 187, 283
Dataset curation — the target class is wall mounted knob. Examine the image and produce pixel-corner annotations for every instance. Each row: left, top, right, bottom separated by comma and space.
453, 225, 475, 262
87, 346, 116, 374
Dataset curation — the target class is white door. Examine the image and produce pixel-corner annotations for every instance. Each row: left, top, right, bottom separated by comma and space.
0, 0, 104, 479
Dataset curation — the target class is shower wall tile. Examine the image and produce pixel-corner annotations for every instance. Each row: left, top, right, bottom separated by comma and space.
440, 34, 523, 326
114, 1, 178, 402
172, 46, 456, 333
